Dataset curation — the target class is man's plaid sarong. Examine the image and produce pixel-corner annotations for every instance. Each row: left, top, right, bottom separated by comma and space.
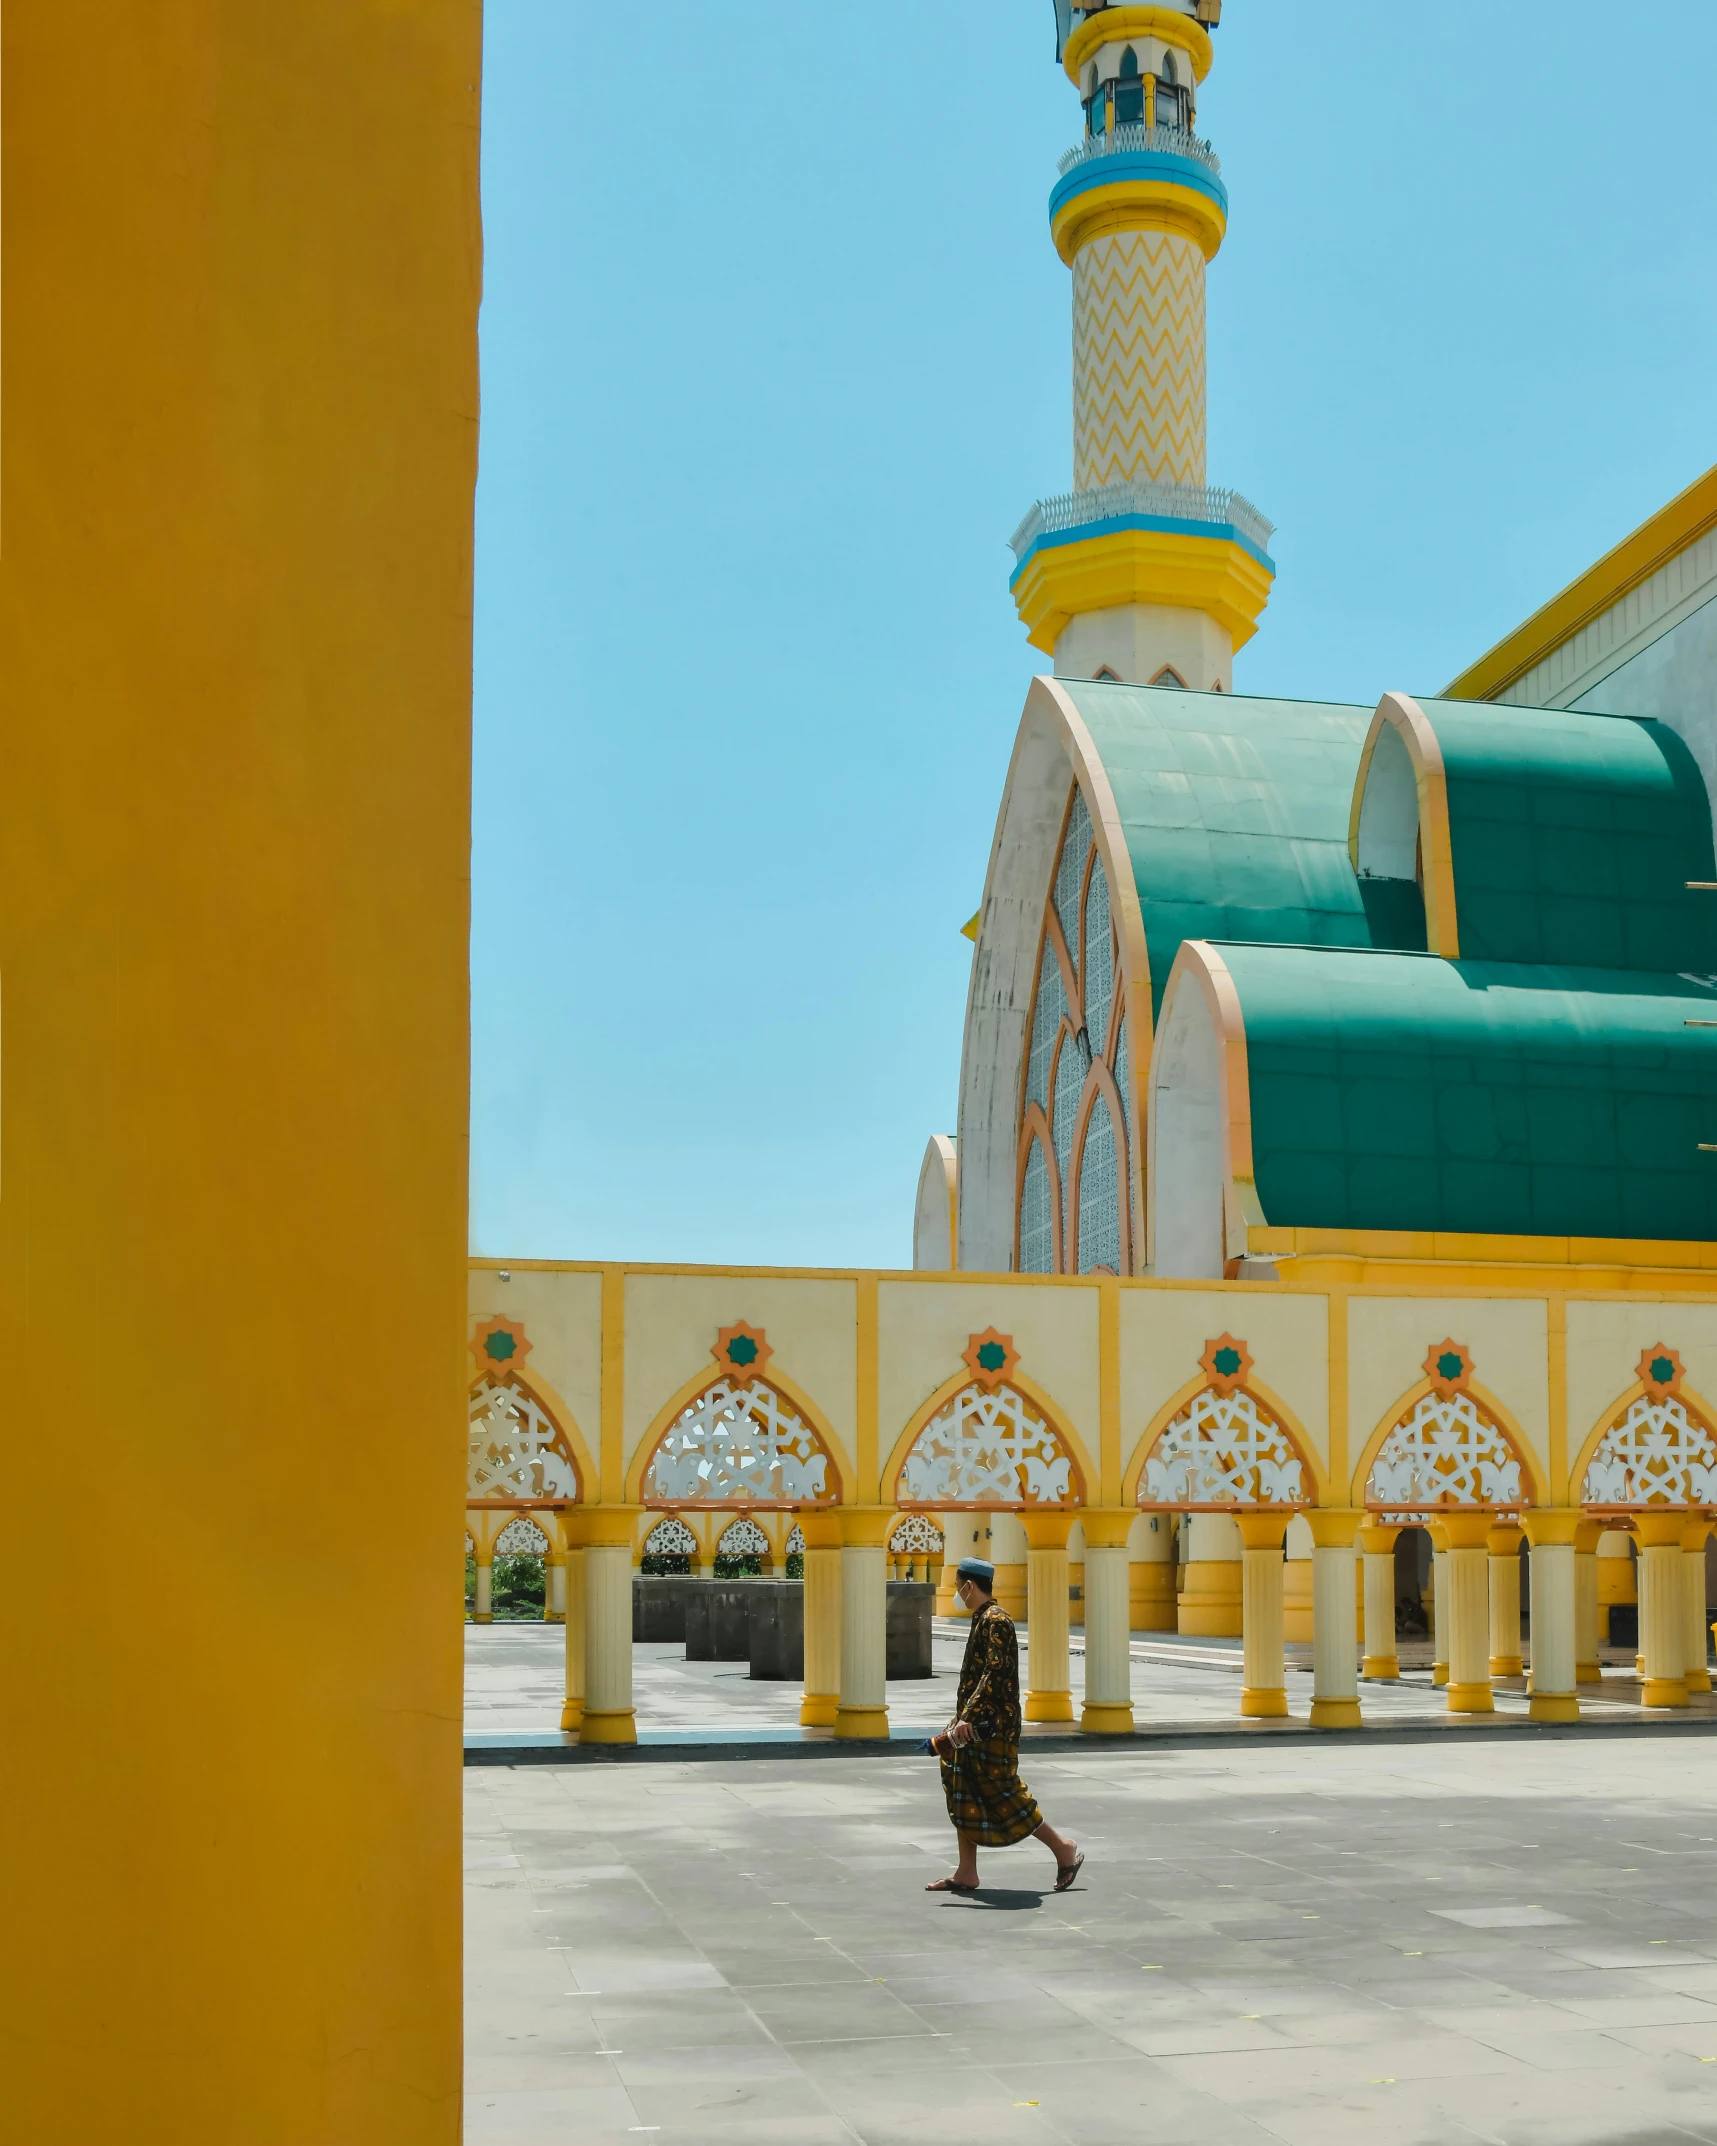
939, 1599, 1042, 1847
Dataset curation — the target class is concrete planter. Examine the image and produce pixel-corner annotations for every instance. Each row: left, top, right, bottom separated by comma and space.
886, 1580, 934, 1679
747, 1579, 805, 1680
685, 1578, 764, 1661
632, 1574, 701, 1643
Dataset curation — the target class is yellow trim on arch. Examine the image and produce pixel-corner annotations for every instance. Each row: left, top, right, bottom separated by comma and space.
1062, 5, 1213, 85
1121, 1368, 1329, 1509
624, 1359, 855, 1507
1051, 174, 1226, 266
1568, 1375, 1717, 1506
467, 1361, 597, 1508
1347, 692, 1460, 957
1348, 1374, 1549, 1512
880, 1366, 1095, 1510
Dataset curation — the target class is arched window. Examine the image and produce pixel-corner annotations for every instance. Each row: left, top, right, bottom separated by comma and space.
1015, 783, 1131, 1274
1083, 62, 1108, 136
1120, 45, 1141, 78
1151, 665, 1187, 688
1159, 48, 1178, 84
1115, 45, 1145, 126
1155, 47, 1188, 129
1093, 664, 1120, 681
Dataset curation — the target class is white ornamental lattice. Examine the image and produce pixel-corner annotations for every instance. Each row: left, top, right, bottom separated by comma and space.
899, 1383, 1073, 1506
1142, 1388, 1305, 1508
718, 1516, 771, 1556
889, 1512, 946, 1555
495, 1516, 550, 1556
644, 1516, 698, 1556
1582, 1395, 1717, 1507
468, 1380, 579, 1502
644, 1378, 832, 1506
1367, 1391, 1522, 1509
785, 1524, 806, 1553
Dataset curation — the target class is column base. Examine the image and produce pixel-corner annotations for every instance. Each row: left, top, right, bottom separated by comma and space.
1432, 1662, 1449, 1686
1528, 1692, 1579, 1723
1642, 1678, 1690, 1709
1445, 1682, 1494, 1714
1360, 1658, 1399, 1681
578, 1709, 637, 1745
558, 1700, 584, 1732
833, 1705, 890, 1739
799, 1693, 839, 1727
1686, 1670, 1713, 1695
472, 1612, 493, 1625
1309, 1698, 1362, 1728
1240, 1688, 1289, 1718
1575, 1661, 1601, 1684
1489, 1655, 1524, 1677
1080, 1702, 1135, 1735
1025, 1691, 1074, 1723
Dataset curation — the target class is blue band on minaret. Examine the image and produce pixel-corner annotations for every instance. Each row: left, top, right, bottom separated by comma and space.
1048, 148, 1229, 229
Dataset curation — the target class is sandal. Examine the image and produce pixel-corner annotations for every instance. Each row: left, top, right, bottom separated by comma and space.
1053, 1852, 1085, 1893
925, 1877, 978, 1894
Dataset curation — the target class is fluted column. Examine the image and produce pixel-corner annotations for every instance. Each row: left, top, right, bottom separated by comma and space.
1635, 1513, 1688, 1707
560, 1529, 586, 1734
1428, 1521, 1450, 1686
1683, 1519, 1712, 1696
835, 1508, 892, 1740
472, 1556, 493, 1623
1130, 1511, 1177, 1632
580, 1507, 642, 1745
1487, 1520, 1525, 1676
1521, 1510, 1579, 1724
1179, 1514, 1243, 1636
1357, 1522, 1400, 1680
1306, 1509, 1363, 1728
1237, 1511, 1289, 1718
1023, 1510, 1073, 1723
1441, 1512, 1494, 1713
1574, 1517, 1602, 1683
798, 1510, 842, 1728
1079, 1509, 1134, 1733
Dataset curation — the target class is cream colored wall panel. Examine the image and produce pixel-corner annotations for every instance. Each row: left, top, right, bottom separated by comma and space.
1118, 1288, 1330, 1479
1349, 1296, 1549, 1488
1566, 1298, 1717, 1456
622, 1273, 859, 1473
878, 1279, 1101, 1476
468, 1267, 602, 1457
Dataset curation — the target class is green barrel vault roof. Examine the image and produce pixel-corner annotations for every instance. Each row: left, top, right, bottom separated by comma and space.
1216, 942, 1717, 1243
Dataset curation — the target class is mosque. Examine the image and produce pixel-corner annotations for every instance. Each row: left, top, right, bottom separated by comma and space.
469, 0, 1717, 1746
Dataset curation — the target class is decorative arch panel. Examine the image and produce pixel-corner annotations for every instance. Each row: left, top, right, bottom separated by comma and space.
495, 1516, 551, 1556
641, 1376, 838, 1509
1365, 1391, 1525, 1512
468, 1378, 581, 1506
897, 1381, 1079, 1508
644, 1516, 698, 1557
1139, 1386, 1307, 1510
717, 1515, 772, 1557
889, 1513, 946, 1556
1581, 1395, 1717, 1511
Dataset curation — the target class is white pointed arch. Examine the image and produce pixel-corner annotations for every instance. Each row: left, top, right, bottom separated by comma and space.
467, 1377, 582, 1506
494, 1515, 551, 1556
643, 1515, 698, 1557
1581, 1392, 1717, 1510
637, 1375, 839, 1509
1364, 1389, 1526, 1511
890, 1379, 1083, 1509
889, 1513, 945, 1556
717, 1515, 772, 1557
1135, 1385, 1308, 1510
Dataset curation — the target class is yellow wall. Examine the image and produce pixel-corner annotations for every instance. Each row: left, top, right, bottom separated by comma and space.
2, 8, 481, 2139
1119, 1287, 1331, 1479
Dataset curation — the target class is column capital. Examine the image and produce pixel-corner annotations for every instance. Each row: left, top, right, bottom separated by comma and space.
1079, 1507, 1137, 1550
1356, 1521, 1401, 1556
579, 1504, 642, 1549
1574, 1516, 1605, 1552
1021, 1509, 1073, 1551
1235, 1510, 1289, 1551
836, 1506, 897, 1550
1305, 1508, 1364, 1549
1682, 1517, 1713, 1551
1634, 1511, 1688, 1549
1435, 1510, 1495, 1550
1521, 1509, 1583, 1548
1486, 1520, 1526, 1555
797, 1509, 844, 1551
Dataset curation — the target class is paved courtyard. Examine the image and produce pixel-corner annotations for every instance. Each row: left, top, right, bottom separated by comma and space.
466, 1732, 1717, 2144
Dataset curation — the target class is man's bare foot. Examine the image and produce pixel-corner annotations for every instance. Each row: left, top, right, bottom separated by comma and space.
925, 1875, 978, 1893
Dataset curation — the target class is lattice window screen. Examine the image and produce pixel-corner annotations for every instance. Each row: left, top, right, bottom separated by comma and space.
1078, 1090, 1121, 1273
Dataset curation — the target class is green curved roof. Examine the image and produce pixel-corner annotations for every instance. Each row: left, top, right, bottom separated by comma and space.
1062, 684, 1377, 1018
1412, 697, 1717, 972
1219, 942, 1717, 1243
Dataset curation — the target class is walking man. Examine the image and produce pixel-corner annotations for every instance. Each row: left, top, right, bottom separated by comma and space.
926, 1557, 1083, 1895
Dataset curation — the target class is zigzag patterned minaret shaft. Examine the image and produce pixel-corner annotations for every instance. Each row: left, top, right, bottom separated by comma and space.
1073, 230, 1207, 490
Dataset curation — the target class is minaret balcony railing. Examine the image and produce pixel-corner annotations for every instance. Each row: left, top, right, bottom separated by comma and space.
1009, 479, 1275, 566
1058, 123, 1221, 181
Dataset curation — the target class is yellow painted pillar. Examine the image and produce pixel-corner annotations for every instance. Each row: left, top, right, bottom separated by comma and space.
1358, 1522, 1401, 1680
1520, 1510, 1580, 1723
580, 1508, 642, 1744
1237, 1512, 1290, 1718
1574, 1517, 1602, 1683
1487, 1520, 1525, 1676
798, 1510, 843, 1727
1427, 1521, 1450, 1686
561, 1521, 587, 1735
835, 1509, 893, 1739
472, 1555, 494, 1624
1441, 1512, 1495, 1713
1023, 1510, 1074, 1722
1683, 1519, 1712, 1696
937, 1513, 978, 1615
545, 1554, 567, 1625
1284, 1515, 1314, 1644
1079, 1510, 1135, 1733
1130, 1512, 1177, 1631
1635, 1514, 1689, 1706
1179, 1514, 1243, 1636
989, 1510, 1028, 1622
1306, 1509, 1364, 1728
1597, 1526, 1636, 1643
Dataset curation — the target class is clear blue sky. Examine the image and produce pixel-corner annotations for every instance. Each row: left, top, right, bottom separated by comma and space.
470, 1, 1717, 1268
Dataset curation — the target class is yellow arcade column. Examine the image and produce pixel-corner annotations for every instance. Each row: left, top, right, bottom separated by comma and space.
561, 1521, 587, 1735
1521, 1510, 1580, 1724
580, 1508, 641, 1745
1131, 1511, 1177, 1631
1179, 1514, 1244, 1635
1237, 1512, 1290, 1719
1574, 1517, 1603, 1683
1023, 1510, 1075, 1723
1358, 1522, 1401, 1680
545, 1554, 567, 1625
1635, 1514, 1689, 1706
1442, 1513, 1495, 1713
835, 1509, 892, 1739
1079, 1510, 1136, 1734
0, 8, 481, 2135
1488, 1520, 1525, 1676
1428, 1521, 1451, 1686
1682, 1518, 1712, 1696
1306, 1509, 1364, 1729
799, 1510, 843, 1728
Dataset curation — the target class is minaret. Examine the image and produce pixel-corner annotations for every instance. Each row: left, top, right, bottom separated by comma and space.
1011, 2, 1274, 691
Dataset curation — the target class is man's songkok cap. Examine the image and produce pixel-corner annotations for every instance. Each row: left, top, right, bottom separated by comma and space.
956, 1557, 995, 1588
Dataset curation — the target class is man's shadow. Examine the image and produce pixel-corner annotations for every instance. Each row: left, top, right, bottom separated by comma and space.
941, 1885, 1083, 1911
